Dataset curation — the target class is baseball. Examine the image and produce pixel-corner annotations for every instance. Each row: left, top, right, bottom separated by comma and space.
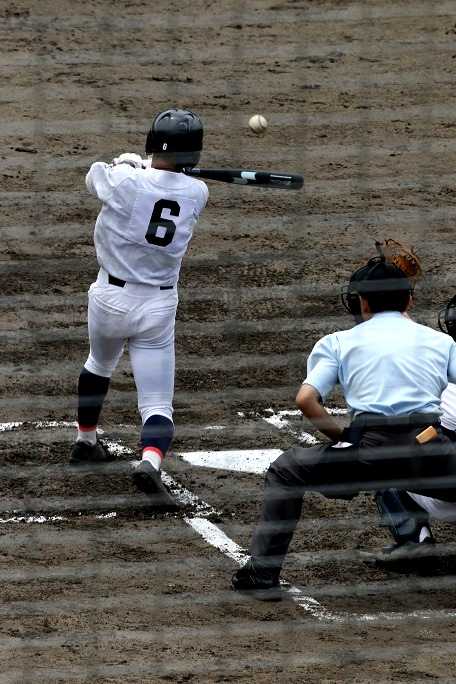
248, 114, 268, 135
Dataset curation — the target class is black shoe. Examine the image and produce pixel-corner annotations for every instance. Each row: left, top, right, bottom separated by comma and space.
231, 559, 282, 601
132, 460, 179, 509
69, 440, 113, 465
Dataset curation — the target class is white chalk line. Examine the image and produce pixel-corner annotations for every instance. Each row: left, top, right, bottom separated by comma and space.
0, 421, 23, 432
237, 408, 321, 445
0, 512, 117, 525
0, 420, 226, 435
0, 420, 78, 434
260, 407, 347, 445
262, 408, 319, 445
0, 514, 66, 524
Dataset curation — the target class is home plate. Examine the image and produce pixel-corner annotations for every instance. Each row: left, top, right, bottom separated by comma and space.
181, 449, 282, 474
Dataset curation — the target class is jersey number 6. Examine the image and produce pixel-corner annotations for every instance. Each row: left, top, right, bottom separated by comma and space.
145, 199, 180, 246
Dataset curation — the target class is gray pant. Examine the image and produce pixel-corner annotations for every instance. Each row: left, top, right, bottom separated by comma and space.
250, 421, 456, 573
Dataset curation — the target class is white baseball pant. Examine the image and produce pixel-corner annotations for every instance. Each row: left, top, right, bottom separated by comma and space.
84, 268, 178, 423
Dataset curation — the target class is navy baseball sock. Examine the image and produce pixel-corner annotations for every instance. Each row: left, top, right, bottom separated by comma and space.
77, 367, 110, 441
141, 415, 174, 469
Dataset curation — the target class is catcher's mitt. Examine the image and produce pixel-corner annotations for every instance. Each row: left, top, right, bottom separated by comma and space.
375, 238, 422, 281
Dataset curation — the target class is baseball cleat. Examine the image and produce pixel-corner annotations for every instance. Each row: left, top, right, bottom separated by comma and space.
132, 460, 179, 509
69, 440, 113, 465
231, 559, 282, 601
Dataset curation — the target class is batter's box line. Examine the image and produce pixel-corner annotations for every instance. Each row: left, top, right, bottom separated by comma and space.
0, 420, 231, 436
0, 420, 140, 434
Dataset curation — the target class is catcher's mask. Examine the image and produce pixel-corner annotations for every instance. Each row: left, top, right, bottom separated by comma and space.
341, 256, 413, 320
438, 295, 456, 341
145, 108, 203, 169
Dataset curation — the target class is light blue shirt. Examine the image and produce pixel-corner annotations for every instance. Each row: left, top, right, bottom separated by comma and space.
304, 312, 456, 416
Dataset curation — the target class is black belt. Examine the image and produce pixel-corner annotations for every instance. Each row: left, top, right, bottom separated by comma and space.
341, 412, 441, 446
108, 274, 174, 290
351, 412, 440, 429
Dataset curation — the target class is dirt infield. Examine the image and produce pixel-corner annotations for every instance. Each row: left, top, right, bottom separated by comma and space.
2, 0, 456, 681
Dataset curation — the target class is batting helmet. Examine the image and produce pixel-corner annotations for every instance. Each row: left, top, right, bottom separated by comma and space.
438, 295, 456, 341
145, 108, 203, 168
341, 256, 412, 319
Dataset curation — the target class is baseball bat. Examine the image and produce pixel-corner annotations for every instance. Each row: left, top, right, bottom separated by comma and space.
183, 167, 304, 190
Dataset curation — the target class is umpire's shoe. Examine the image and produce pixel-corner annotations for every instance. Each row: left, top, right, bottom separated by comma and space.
132, 460, 179, 509
69, 440, 113, 465
231, 559, 282, 601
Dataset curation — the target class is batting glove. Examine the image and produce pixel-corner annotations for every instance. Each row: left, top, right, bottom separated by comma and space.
112, 152, 145, 169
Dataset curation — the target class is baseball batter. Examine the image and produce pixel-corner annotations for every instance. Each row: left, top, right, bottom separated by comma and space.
69, 108, 208, 505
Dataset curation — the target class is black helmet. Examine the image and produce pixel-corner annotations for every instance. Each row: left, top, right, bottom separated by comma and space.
341, 256, 412, 320
438, 295, 456, 341
145, 108, 203, 168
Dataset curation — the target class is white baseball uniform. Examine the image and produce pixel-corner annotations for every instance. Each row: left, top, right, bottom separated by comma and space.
84, 160, 208, 423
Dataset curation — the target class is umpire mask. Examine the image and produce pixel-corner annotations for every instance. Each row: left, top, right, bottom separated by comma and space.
438, 295, 456, 341
340, 260, 375, 322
